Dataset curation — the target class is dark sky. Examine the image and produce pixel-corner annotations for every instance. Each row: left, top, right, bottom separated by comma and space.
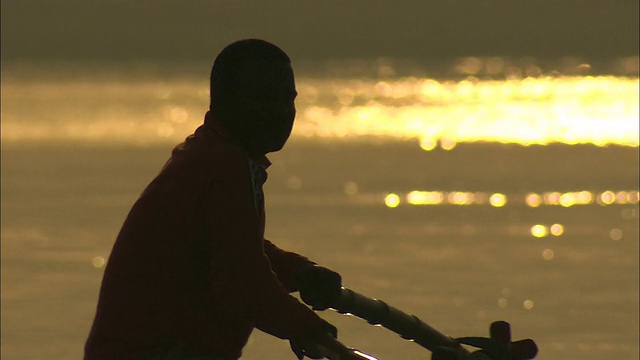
2, 0, 638, 63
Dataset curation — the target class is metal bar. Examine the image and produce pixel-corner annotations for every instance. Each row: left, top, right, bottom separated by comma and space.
331, 288, 469, 358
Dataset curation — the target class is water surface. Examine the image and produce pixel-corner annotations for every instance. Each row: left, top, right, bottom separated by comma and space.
1, 59, 638, 359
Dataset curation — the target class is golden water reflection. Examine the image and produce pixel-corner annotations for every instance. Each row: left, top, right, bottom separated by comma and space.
1, 72, 638, 146
384, 190, 639, 208
296, 76, 639, 147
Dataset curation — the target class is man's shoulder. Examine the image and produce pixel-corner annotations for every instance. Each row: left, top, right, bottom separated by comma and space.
137, 127, 249, 201
166, 125, 248, 177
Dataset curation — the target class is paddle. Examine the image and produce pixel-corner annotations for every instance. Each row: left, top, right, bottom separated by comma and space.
329, 288, 538, 360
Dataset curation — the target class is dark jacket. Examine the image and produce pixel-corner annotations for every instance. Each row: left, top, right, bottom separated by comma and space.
85, 113, 326, 359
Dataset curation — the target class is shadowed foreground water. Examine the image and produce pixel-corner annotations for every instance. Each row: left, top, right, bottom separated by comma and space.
1, 141, 637, 359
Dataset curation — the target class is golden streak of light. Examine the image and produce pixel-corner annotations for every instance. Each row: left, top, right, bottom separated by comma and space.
2, 75, 639, 146
293, 76, 640, 146
557, 191, 594, 207
390, 189, 635, 208
407, 191, 444, 205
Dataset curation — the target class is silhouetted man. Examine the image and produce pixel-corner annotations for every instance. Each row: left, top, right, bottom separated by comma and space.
85, 39, 342, 360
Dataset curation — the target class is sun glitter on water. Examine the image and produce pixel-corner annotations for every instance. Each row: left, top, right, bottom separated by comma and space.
1, 60, 638, 147
296, 75, 639, 147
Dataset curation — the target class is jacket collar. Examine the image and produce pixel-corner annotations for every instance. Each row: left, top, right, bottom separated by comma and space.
204, 111, 271, 169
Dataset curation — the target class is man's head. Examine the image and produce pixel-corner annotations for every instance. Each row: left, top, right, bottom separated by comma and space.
210, 39, 297, 154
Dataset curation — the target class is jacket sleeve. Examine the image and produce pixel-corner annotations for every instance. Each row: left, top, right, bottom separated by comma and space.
204, 159, 328, 342
263, 239, 316, 293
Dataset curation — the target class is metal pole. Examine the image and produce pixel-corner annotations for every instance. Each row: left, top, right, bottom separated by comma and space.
331, 288, 470, 358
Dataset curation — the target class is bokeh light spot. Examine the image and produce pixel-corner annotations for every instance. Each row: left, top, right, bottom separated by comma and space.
455, 57, 483, 75
542, 249, 555, 260
384, 193, 400, 208
621, 208, 638, 220
523, 300, 534, 310
498, 298, 508, 308
419, 138, 438, 151
609, 228, 623, 241
531, 224, 549, 238
559, 193, 576, 207
448, 191, 473, 205
440, 138, 457, 150
543, 192, 561, 205
525, 193, 542, 207
599, 191, 615, 205
92, 256, 106, 268
344, 181, 359, 195
489, 193, 507, 207
550, 224, 564, 236
577, 191, 594, 205
615, 191, 629, 204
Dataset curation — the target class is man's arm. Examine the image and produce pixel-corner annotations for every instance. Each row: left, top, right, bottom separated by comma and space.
204, 159, 331, 342
264, 239, 343, 311
263, 239, 315, 292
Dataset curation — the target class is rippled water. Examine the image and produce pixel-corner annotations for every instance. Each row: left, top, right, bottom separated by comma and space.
2, 58, 639, 147
1, 59, 639, 359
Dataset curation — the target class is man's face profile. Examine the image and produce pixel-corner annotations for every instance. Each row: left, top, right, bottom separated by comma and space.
231, 60, 297, 154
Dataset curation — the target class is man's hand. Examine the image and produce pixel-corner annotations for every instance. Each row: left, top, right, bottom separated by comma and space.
297, 265, 342, 311
290, 319, 338, 359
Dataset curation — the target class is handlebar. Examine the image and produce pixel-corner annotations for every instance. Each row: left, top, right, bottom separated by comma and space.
331, 288, 469, 358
